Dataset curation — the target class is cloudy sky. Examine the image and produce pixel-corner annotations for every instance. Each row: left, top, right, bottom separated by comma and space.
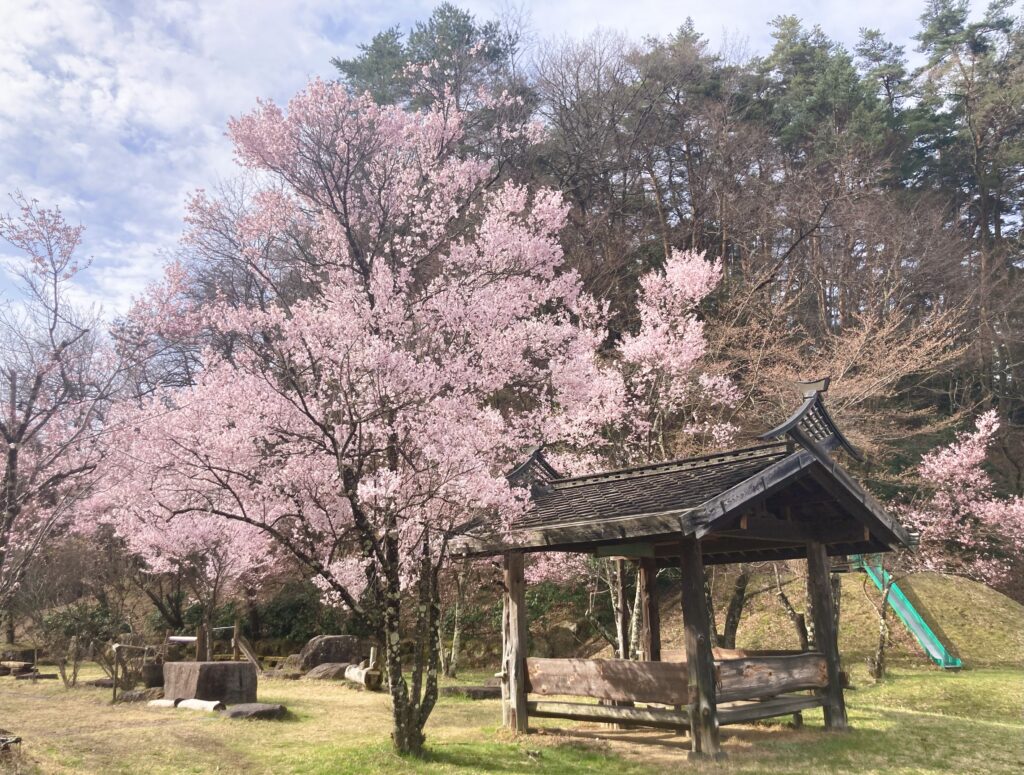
0, 0, 989, 314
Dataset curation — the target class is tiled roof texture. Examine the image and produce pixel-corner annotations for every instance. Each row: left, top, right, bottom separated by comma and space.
516, 443, 792, 530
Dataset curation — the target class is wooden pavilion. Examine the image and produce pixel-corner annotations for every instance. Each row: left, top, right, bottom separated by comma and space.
456, 379, 911, 759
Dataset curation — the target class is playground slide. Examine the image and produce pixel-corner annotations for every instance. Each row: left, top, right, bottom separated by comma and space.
850, 555, 962, 670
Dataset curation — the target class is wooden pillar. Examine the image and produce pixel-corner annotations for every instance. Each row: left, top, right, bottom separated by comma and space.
806, 541, 848, 730
638, 557, 661, 662
614, 558, 630, 659
111, 644, 119, 704
502, 551, 528, 733
679, 536, 723, 759
232, 618, 242, 661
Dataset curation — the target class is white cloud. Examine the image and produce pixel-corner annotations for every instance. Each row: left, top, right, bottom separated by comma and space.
0, 0, 997, 314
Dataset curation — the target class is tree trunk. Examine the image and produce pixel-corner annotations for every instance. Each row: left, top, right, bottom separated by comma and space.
445, 567, 465, 678
870, 579, 893, 681
773, 564, 810, 651
721, 569, 750, 649
3, 608, 13, 644
704, 570, 721, 647
628, 570, 643, 659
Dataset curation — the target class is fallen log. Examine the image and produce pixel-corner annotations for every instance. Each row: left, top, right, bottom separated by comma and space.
14, 672, 58, 680
344, 664, 381, 690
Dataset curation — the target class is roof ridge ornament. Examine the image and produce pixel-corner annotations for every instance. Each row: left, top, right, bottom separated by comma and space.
758, 376, 863, 463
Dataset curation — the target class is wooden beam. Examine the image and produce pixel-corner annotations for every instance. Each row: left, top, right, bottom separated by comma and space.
528, 701, 690, 731
638, 557, 661, 662
526, 658, 689, 706
717, 653, 828, 702
806, 541, 848, 730
503, 552, 528, 732
679, 536, 724, 758
595, 542, 654, 558
717, 694, 825, 726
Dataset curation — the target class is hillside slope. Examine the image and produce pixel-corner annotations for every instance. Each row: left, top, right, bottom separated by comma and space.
649, 569, 1024, 669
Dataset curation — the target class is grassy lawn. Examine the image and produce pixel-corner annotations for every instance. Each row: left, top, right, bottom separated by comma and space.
1, 661, 1021, 774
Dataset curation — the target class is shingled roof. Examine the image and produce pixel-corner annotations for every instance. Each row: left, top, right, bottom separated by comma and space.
518, 443, 789, 530
457, 383, 912, 564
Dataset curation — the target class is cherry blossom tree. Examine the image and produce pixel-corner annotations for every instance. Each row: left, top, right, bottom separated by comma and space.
106, 79, 619, 754
0, 195, 122, 610
527, 249, 740, 658
903, 410, 1024, 586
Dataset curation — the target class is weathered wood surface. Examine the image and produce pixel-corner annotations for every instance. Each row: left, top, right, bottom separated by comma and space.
662, 647, 807, 662
807, 540, 849, 730
679, 535, 722, 757
503, 551, 528, 732
526, 657, 690, 706
718, 694, 824, 726
638, 556, 661, 662
717, 653, 828, 701
528, 700, 690, 730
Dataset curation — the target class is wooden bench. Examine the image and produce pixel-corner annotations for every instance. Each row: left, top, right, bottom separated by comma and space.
522, 653, 829, 731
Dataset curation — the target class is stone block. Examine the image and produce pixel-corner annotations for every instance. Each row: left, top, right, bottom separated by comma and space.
224, 702, 287, 720
163, 661, 257, 704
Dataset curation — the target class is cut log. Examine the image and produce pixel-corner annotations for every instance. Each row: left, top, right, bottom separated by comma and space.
14, 672, 58, 680
526, 657, 689, 706
528, 700, 690, 731
717, 653, 829, 702
343, 664, 381, 690
718, 694, 824, 726
147, 699, 177, 708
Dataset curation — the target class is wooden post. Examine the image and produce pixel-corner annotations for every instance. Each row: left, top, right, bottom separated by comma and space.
806, 541, 848, 730
503, 551, 528, 733
679, 536, 723, 759
639, 557, 661, 662
614, 558, 629, 659
195, 623, 208, 662
232, 619, 241, 661
111, 645, 119, 704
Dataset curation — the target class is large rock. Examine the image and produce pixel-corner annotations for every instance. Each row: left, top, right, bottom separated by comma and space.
163, 661, 257, 704
303, 662, 351, 680
297, 635, 368, 672
224, 702, 287, 720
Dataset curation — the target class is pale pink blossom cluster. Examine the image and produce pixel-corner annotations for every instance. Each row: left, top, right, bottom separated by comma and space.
615, 249, 738, 460
902, 410, 1024, 585
104, 79, 621, 613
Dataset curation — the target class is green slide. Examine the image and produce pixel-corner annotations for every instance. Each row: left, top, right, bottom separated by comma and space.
850, 555, 963, 670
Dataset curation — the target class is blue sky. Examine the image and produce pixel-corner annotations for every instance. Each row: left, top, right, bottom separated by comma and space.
0, 0, 992, 314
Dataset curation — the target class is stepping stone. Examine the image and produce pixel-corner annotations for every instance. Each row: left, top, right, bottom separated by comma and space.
440, 685, 502, 700
223, 703, 287, 720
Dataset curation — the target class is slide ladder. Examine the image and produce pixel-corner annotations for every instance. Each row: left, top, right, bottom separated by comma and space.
850, 555, 962, 670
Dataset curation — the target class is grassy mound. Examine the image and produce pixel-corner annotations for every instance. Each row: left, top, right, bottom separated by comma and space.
652, 568, 1023, 671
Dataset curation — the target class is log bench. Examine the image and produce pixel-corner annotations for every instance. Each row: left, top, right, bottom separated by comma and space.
522, 653, 829, 732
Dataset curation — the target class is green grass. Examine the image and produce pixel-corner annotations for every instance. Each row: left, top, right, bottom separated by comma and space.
2, 663, 1022, 774
3, 573, 1021, 774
